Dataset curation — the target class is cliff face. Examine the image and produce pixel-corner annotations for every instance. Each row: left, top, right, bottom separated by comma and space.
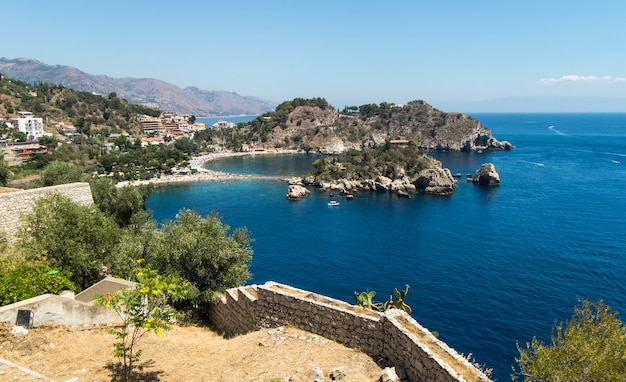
243, 100, 513, 153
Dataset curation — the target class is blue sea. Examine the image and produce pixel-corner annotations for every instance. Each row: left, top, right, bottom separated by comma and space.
147, 113, 626, 381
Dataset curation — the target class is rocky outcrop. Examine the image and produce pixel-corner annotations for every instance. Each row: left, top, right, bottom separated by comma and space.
241, 99, 513, 155
413, 168, 458, 195
286, 184, 311, 201
472, 163, 500, 186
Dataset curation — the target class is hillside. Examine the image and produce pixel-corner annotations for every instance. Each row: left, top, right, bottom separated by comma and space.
0, 57, 275, 116
235, 98, 513, 154
0, 76, 160, 135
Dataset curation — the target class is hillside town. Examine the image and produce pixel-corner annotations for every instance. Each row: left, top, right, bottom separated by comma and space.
0, 109, 234, 166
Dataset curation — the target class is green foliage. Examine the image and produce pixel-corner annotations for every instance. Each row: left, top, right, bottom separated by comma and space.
383, 284, 412, 314
513, 299, 626, 381
310, 145, 435, 182
0, 75, 159, 135
96, 261, 189, 382
144, 209, 253, 306
354, 285, 412, 314
0, 257, 76, 306
38, 161, 84, 186
173, 137, 198, 155
89, 178, 154, 228
354, 290, 383, 311
17, 193, 125, 290
0, 155, 8, 187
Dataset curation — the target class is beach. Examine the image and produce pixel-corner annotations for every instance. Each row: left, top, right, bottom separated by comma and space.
116, 150, 299, 187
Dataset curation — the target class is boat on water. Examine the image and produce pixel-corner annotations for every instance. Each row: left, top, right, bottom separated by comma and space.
328, 200, 340, 206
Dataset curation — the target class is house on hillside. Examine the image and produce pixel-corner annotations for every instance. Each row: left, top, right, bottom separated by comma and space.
9, 111, 44, 140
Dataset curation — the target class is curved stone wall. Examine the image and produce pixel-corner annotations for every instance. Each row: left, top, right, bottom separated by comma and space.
208, 281, 493, 382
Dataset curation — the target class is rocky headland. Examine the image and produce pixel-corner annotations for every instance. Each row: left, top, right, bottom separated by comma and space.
239, 98, 514, 155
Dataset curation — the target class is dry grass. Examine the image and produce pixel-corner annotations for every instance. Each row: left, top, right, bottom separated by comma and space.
0, 323, 383, 382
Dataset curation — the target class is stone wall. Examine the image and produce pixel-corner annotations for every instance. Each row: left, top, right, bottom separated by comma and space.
0, 182, 94, 242
208, 282, 493, 382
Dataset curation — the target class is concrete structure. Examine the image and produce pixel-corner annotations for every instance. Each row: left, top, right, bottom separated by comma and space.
0, 293, 121, 327
0, 182, 94, 242
10, 111, 44, 141
208, 282, 493, 382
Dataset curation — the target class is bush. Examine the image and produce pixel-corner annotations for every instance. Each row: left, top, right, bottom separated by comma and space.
513, 299, 626, 381
0, 258, 76, 306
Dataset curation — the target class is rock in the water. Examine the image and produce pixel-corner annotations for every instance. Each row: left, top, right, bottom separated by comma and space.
414, 167, 457, 195
472, 163, 500, 186
286, 184, 311, 200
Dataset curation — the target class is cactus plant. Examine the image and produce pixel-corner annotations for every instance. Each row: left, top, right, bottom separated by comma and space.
383, 284, 412, 314
354, 290, 383, 311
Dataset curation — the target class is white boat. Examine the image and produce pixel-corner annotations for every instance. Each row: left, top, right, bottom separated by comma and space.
328, 200, 340, 206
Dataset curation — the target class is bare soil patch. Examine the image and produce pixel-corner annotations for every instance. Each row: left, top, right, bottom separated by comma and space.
0, 324, 383, 381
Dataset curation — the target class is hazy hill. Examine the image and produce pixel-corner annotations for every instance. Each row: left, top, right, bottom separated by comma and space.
0, 57, 275, 117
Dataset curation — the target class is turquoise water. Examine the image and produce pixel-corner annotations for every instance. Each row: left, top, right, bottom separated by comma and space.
147, 113, 626, 380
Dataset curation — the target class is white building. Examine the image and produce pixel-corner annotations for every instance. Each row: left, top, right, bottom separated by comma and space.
11, 111, 44, 141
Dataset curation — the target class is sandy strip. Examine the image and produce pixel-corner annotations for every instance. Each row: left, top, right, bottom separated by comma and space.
116, 149, 300, 187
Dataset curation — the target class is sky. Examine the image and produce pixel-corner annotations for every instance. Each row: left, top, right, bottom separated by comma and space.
3, 0, 626, 112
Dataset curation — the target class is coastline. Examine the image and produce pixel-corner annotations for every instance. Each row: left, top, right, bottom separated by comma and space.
116, 149, 300, 187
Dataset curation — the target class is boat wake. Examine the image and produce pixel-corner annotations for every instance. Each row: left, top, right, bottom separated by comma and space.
548, 125, 568, 136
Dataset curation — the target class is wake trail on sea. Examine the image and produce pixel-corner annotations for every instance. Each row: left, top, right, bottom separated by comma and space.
548, 125, 568, 136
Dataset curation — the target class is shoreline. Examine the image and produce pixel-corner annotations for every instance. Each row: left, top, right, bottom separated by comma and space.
116, 149, 300, 187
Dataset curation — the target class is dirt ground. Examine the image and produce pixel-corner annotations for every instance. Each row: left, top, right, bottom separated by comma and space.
0, 323, 384, 382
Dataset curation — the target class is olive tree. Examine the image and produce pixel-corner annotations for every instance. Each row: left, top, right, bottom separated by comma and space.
17, 193, 126, 290
144, 209, 252, 306
38, 161, 84, 186
513, 298, 626, 381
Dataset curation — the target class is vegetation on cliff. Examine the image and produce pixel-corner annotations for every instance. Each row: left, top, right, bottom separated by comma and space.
309, 144, 439, 183
225, 97, 511, 153
2, 180, 252, 307
0, 77, 160, 135
513, 298, 626, 381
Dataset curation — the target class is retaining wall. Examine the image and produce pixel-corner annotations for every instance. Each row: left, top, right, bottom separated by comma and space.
208, 281, 492, 382
0, 182, 94, 242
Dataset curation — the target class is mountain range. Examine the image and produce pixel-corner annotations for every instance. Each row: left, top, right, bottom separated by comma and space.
0, 57, 275, 117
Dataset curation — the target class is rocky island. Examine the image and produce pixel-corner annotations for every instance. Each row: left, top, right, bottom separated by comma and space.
263, 99, 513, 199
238, 98, 513, 154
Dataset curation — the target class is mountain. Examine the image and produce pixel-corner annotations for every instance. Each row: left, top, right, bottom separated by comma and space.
0, 58, 275, 117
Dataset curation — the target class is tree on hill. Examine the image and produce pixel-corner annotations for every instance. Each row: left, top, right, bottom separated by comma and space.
513, 298, 626, 381
38, 161, 84, 186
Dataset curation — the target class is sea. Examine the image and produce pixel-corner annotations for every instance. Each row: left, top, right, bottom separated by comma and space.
147, 113, 626, 381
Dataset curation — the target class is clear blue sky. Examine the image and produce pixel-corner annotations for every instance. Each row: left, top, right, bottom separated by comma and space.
4, 1, 626, 112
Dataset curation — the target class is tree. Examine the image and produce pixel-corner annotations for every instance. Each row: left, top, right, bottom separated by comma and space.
173, 136, 197, 155
513, 299, 626, 381
0, 155, 8, 187
38, 161, 84, 186
17, 193, 125, 290
90, 178, 154, 228
96, 262, 189, 382
145, 209, 252, 306
38, 135, 58, 150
